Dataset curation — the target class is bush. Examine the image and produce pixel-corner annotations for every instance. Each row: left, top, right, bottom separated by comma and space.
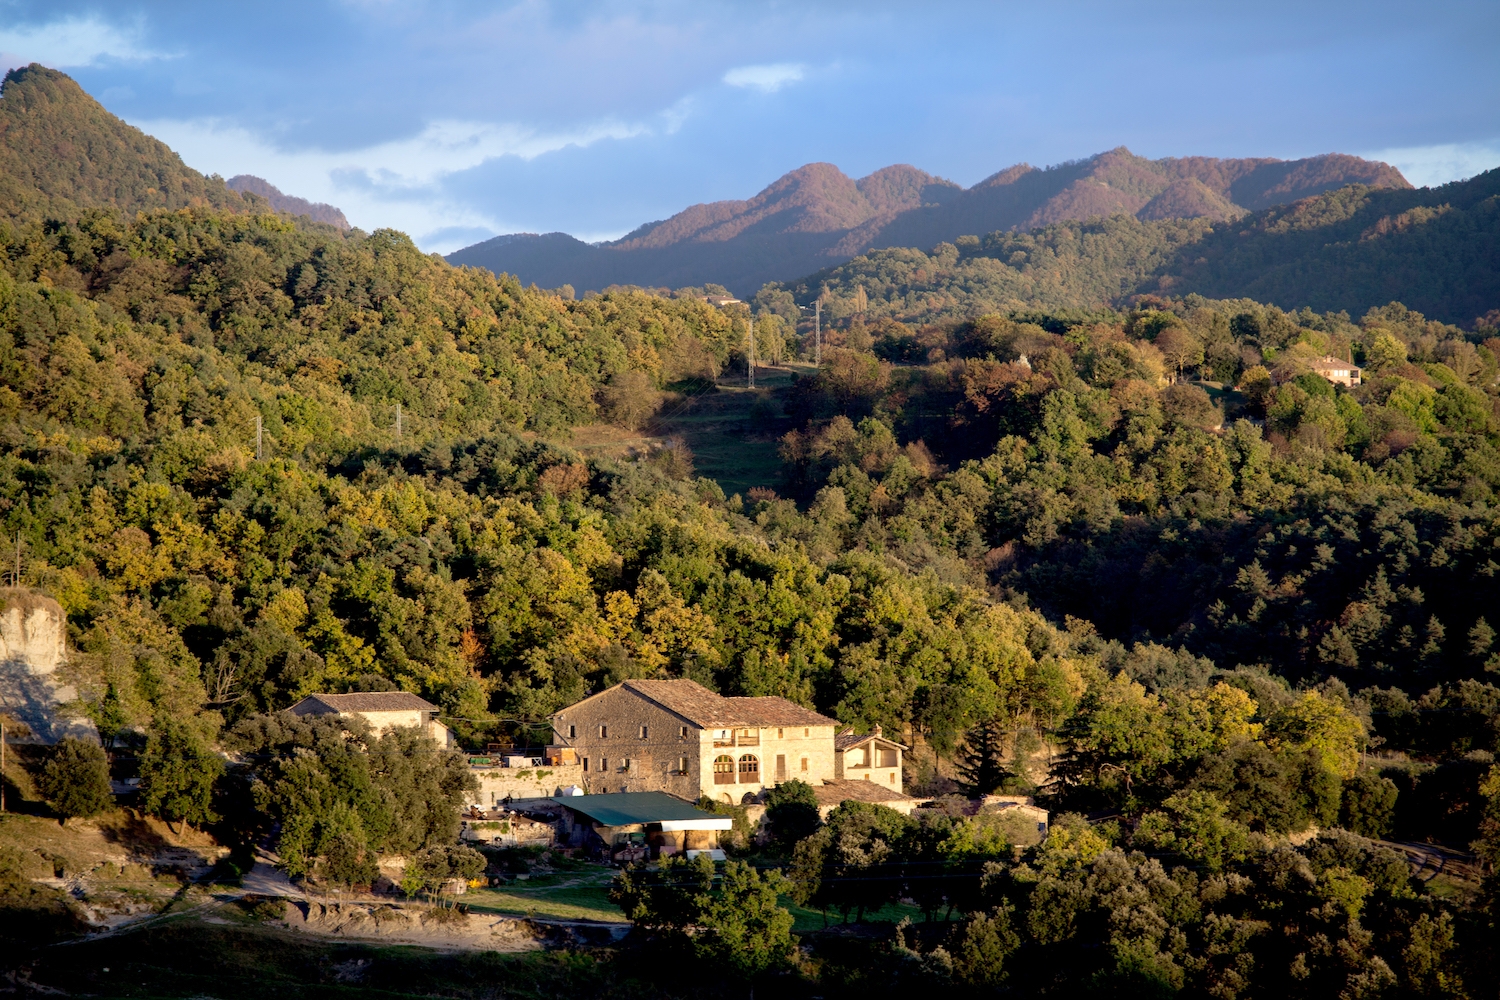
39, 737, 112, 821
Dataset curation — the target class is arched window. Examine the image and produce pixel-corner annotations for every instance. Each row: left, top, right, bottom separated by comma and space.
713, 754, 736, 785
738, 754, 760, 783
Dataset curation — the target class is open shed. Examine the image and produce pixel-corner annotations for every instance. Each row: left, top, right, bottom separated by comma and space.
552, 791, 731, 862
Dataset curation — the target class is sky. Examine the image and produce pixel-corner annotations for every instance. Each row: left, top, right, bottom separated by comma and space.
2, 1, 1498, 254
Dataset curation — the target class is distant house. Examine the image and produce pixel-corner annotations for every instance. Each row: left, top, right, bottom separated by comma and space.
703, 294, 741, 307
1309, 356, 1362, 386
288, 691, 458, 747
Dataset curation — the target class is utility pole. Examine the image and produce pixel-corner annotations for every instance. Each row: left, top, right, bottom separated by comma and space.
395, 403, 403, 442
814, 299, 822, 366
747, 317, 755, 389
255, 415, 263, 460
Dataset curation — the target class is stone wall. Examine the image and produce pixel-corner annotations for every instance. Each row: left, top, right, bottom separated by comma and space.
556, 686, 705, 799
471, 764, 587, 806
0, 588, 95, 743
698, 726, 837, 804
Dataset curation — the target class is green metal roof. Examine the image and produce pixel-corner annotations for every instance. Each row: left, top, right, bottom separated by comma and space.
553, 791, 724, 828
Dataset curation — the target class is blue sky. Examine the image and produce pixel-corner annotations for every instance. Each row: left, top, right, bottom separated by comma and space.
3, 1, 1497, 253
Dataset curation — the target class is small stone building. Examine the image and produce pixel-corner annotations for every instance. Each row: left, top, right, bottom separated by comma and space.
550, 679, 839, 802
834, 724, 905, 789
288, 692, 458, 747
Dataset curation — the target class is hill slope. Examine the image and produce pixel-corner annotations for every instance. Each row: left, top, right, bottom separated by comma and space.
447, 148, 1408, 294
226, 174, 350, 229
0, 64, 251, 223
792, 167, 1500, 327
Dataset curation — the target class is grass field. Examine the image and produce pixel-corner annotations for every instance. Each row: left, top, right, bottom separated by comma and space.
564, 363, 808, 499
464, 882, 625, 923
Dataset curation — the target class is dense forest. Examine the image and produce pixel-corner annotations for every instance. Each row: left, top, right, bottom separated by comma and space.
780, 167, 1500, 327
2, 63, 1500, 999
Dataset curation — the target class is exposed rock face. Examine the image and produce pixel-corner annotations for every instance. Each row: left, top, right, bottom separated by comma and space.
0, 589, 94, 743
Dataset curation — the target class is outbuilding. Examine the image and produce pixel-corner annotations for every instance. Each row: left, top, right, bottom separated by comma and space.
552, 791, 732, 862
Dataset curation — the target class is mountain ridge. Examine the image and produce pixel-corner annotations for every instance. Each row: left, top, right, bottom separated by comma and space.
226, 174, 350, 229
447, 148, 1410, 294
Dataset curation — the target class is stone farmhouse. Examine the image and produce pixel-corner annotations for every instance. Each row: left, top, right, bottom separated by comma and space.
549, 679, 906, 804
289, 691, 458, 747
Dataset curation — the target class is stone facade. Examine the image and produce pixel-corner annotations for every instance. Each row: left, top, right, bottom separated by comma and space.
471, 764, 587, 806
550, 680, 839, 802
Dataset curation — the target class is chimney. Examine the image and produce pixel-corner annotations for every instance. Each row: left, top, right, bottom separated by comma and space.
871, 723, 882, 737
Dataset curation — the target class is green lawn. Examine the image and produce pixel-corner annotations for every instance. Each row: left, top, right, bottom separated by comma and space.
779, 897, 930, 933
463, 883, 627, 923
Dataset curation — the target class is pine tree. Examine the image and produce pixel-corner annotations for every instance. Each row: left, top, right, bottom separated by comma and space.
956, 718, 1012, 797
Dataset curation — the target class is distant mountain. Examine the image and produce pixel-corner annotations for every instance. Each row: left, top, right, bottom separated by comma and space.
789, 167, 1500, 327
226, 174, 349, 229
0, 64, 252, 223
447, 148, 1410, 295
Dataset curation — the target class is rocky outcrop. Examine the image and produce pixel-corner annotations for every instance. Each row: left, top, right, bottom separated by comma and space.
281, 899, 543, 951
0, 588, 94, 743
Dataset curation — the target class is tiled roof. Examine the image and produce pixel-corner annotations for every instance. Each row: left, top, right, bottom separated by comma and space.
617, 679, 837, 728
1312, 355, 1360, 370
814, 778, 916, 806
835, 729, 909, 751
291, 692, 438, 714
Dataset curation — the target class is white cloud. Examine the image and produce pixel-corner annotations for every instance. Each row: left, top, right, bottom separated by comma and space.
133, 113, 660, 253
1360, 140, 1500, 188
722, 63, 804, 93
0, 16, 165, 68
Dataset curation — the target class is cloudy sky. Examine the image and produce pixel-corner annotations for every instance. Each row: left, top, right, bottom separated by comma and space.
4, 1, 1498, 253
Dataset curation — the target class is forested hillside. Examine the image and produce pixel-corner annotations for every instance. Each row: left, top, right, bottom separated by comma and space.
0, 65, 253, 224
3, 65, 1500, 998
783, 168, 1500, 327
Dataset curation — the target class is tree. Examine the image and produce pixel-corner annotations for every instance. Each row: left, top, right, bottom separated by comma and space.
39, 737, 113, 822
764, 778, 820, 850
956, 718, 1012, 797
611, 855, 795, 976
598, 369, 663, 430
950, 903, 1020, 987
697, 860, 797, 977
400, 844, 486, 897
1340, 771, 1398, 839
1156, 327, 1204, 382
139, 719, 223, 834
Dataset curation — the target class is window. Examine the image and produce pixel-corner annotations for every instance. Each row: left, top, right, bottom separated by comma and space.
677, 757, 689, 774
775, 754, 787, 782
567, 724, 576, 739
582, 757, 589, 772
803, 728, 809, 737
713, 754, 736, 785
600, 757, 608, 771
777, 728, 783, 739
639, 725, 648, 739
679, 726, 688, 738
878, 748, 898, 768
599, 725, 608, 739
800, 757, 808, 772
737, 754, 760, 783
736, 728, 759, 746
889, 772, 896, 784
